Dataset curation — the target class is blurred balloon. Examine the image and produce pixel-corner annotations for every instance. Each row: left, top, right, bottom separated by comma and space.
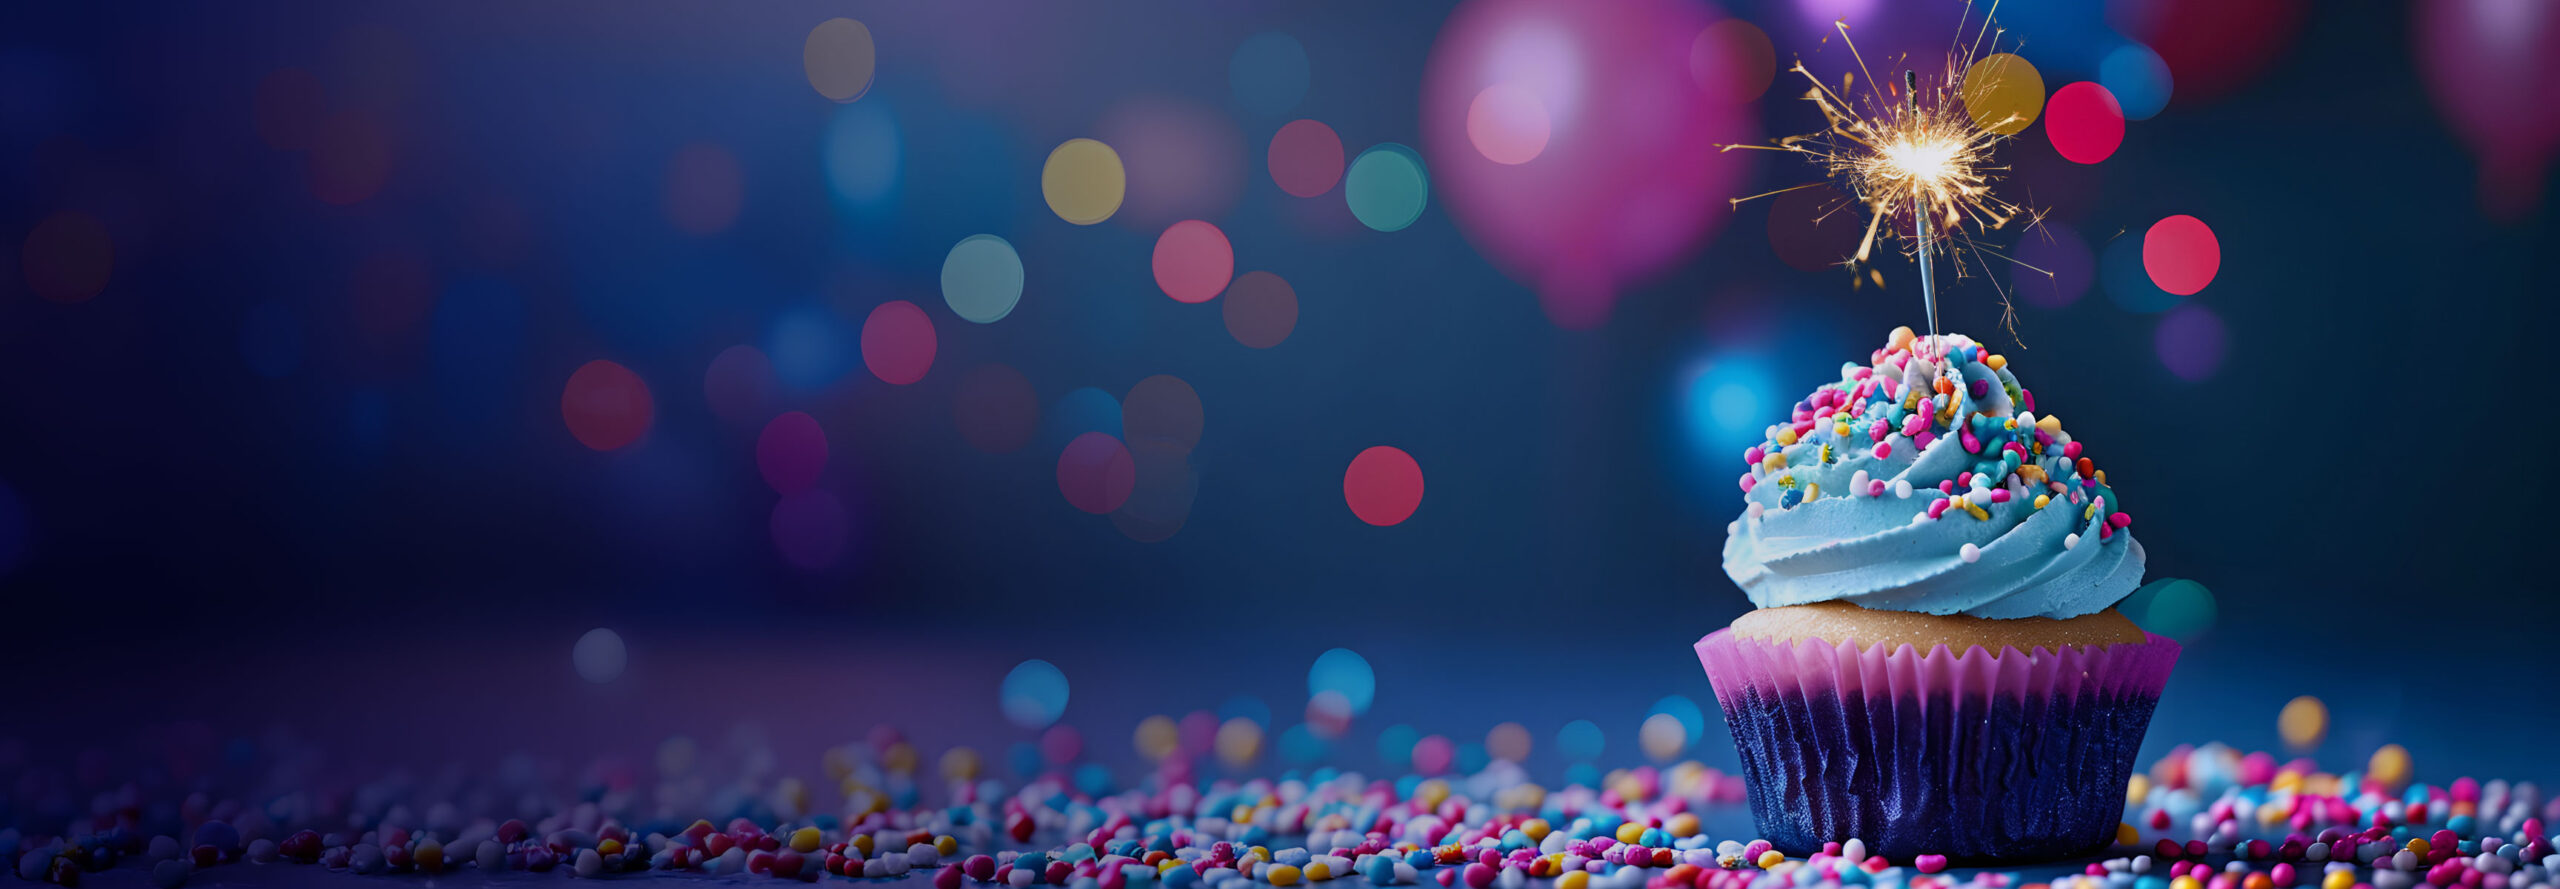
2413, 0, 2560, 221
1421, 0, 1755, 328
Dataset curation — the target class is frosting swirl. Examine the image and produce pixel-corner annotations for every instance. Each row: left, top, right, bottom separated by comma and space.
1720, 329, 2143, 620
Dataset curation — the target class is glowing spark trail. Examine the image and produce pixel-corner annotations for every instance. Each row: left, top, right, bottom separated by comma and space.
1723, 5, 2048, 340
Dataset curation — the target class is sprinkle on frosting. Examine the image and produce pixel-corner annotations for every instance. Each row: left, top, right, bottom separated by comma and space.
1722, 328, 2145, 620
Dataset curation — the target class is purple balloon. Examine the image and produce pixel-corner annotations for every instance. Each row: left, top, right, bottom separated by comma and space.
2415, 0, 2560, 220
1422, 0, 1758, 328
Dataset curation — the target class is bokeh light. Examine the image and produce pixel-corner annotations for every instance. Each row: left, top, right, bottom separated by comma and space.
859, 300, 935, 385
1041, 138, 1125, 226
1268, 119, 1345, 198
572, 628, 626, 684
1344, 143, 1429, 232
2368, 743, 2412, 791
803, 18, 877, 103
2143, 215, 2220, 296
1230, 32, 1310, 117
309, 111, 393, 205
2101, 233, 2181, 314
1466, 83, 1551, 165
769, 489, 850, 571
1122, 374, 1204, 453
1378, 724, 1421, 770
1112, 440, 1199, 544
2044, 82, 2125, 165
762, 306, 854, 392
1680, 356, 1777, 465
1961, 53, 2045, 136
1056, 432, 1136, 515
2413, 0, 2560, 220
1411, 735, 1456, 776
1486, 722, 1532, 763
1222, 270, 1299, 349
1000, 659, 1071, 730
2155, 304, 2229, 382
2010, 222, 2094, 308
1765, 184, 1861, 273
1042, 725, 1083, 769
1045, 387, 1123, 453
953, 363, 1039, 455
1279, 724, 1329, 765
1100, 99, 1246, 228
239, 301, 302, 379
823, 101, 900, 209
2278, 695, 2328, 752
1649, 694, 1706, 743
940, 234, 1024, 324
1221, 695, 1273, 728
1557, 719, 1604, 761
2121, 578, 2218, 641
664, 142, 744, 236
1343, 446, 1424, 526
2100, 44, 2174, 121
22, 210, 113, 303
1691, 19, 1775, 103
1151, 220, 1234, 304
756, 411, 828, 494
253, 67, 324, 151
1307, 648, 1376, 716
1214, 718, 1262, 768
560, 359, 655, 452
1179, 711, 1219, 757
1305, 692, 1353, 739
1638, 712, 1688, 762
1134, 715, 1180, 761
703, 344, 778, 424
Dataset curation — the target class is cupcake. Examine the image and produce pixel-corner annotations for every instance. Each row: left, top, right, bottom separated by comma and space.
1697, 328, 2178, 863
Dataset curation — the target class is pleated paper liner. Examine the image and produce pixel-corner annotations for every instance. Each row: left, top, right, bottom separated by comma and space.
1696, 628, 2179, 863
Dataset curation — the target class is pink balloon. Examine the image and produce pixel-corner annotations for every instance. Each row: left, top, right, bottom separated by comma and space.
2415, 0, 2560, 220
1422, 0, 1757, 328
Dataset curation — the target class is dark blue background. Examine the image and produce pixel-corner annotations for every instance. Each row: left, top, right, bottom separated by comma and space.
0, 0, 2552, 787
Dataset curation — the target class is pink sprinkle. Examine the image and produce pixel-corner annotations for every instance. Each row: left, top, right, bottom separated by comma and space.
1957, 472, 1973, 487
1914, 854, 1947, 874
1739, 474, 1757, 493
2110, 512, 2132, 529
1792, 419, 1817, 435
2063, 440, 2084, 459
1989, 489, 2011, 503
1902, 414, 1930, 437
1960, 429, 1980, 453
2099, 522, 2114, 541
2021, 388, 2034, 412
1928, 498, 1950, 519
1914, 430, 1936, 450
1745, 446, 1764, 466
1852, 367, 1873, 380
1939, 480, 1957, 494
1874, 441, 1894, 459
1869, 419, 1889, 441
1868, 480, 1886, 498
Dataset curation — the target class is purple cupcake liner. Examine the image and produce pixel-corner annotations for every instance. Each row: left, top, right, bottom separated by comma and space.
1695, 627, 2179, 863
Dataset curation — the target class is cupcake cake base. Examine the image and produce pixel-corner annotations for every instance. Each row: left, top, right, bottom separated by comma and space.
1697, 603, 2179, 863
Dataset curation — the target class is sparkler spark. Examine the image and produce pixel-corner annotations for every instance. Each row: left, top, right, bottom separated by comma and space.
1724, 5, 2048, 340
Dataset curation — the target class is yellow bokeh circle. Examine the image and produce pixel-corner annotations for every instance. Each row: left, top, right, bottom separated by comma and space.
1042, 138, 1126, 226
804, 18, 876, 103
2277, 695, 2327, 751
1961, 52, 2045, 136
1134, 714, 1180, 761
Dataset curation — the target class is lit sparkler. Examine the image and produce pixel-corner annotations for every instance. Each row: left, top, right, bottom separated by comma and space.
1725, 6, 2045, 340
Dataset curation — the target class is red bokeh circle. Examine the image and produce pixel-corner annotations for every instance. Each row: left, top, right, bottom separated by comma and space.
2142, 215, 2221, 296
1344, 446, 1424, 526
560, 359, 655, 451
2044, 82, 2126, 165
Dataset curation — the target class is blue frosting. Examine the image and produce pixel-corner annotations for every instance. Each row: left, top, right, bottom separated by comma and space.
1721, 331, 2144, 620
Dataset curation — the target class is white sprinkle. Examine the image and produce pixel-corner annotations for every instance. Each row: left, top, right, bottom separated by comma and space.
1727, 521, 1741, 535
1850, 470, 1870, 495
2064, 533, 2079, 550
1911, 512, 1931, 525
1746, 502, 1765, 521
1893, 480, 1913, 499
1959, 543, 1981, 563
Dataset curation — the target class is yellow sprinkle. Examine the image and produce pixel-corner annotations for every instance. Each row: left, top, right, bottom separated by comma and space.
2094, 469, 2107, 484
1249, 847, 1271, 863
935, 836, 957, 855
1807, 483, 1821, 501
2407, 838, 2430, 856
2127, 774, 2151, 805
2260, 803, 2292, 825
1615, 823, 1647, 844
1962, 499, 1990, 521
1160, 861, 1186, 875
2036, 415, 2061, 433
1267, 864, 1302, 886
1756, 850, 1786, 869
1559, 872, 1591, 889
1522, 819, 1551, 842
2018, 465, 2047, 483
1667, 813, 1699, 838
1834, 423, 1853, 438
1306, 861, 1333, 882
2117, 823, 2139, 847
2003, 418, 2019, 430
2323, 870, 2356, 889
2172, 876, 2203, 889
1234, 804, 1255, 823
1986, 354, 2008, 370
1889, 326, 1915, 351
853, 835, 873, 856
1763, 454, 1788, 470
1776, 428, 1799, 446
598, 838, 623, 856
1819, 444, 1833, 464
790, 827, 823, 853
2033, 494, 2051, 509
